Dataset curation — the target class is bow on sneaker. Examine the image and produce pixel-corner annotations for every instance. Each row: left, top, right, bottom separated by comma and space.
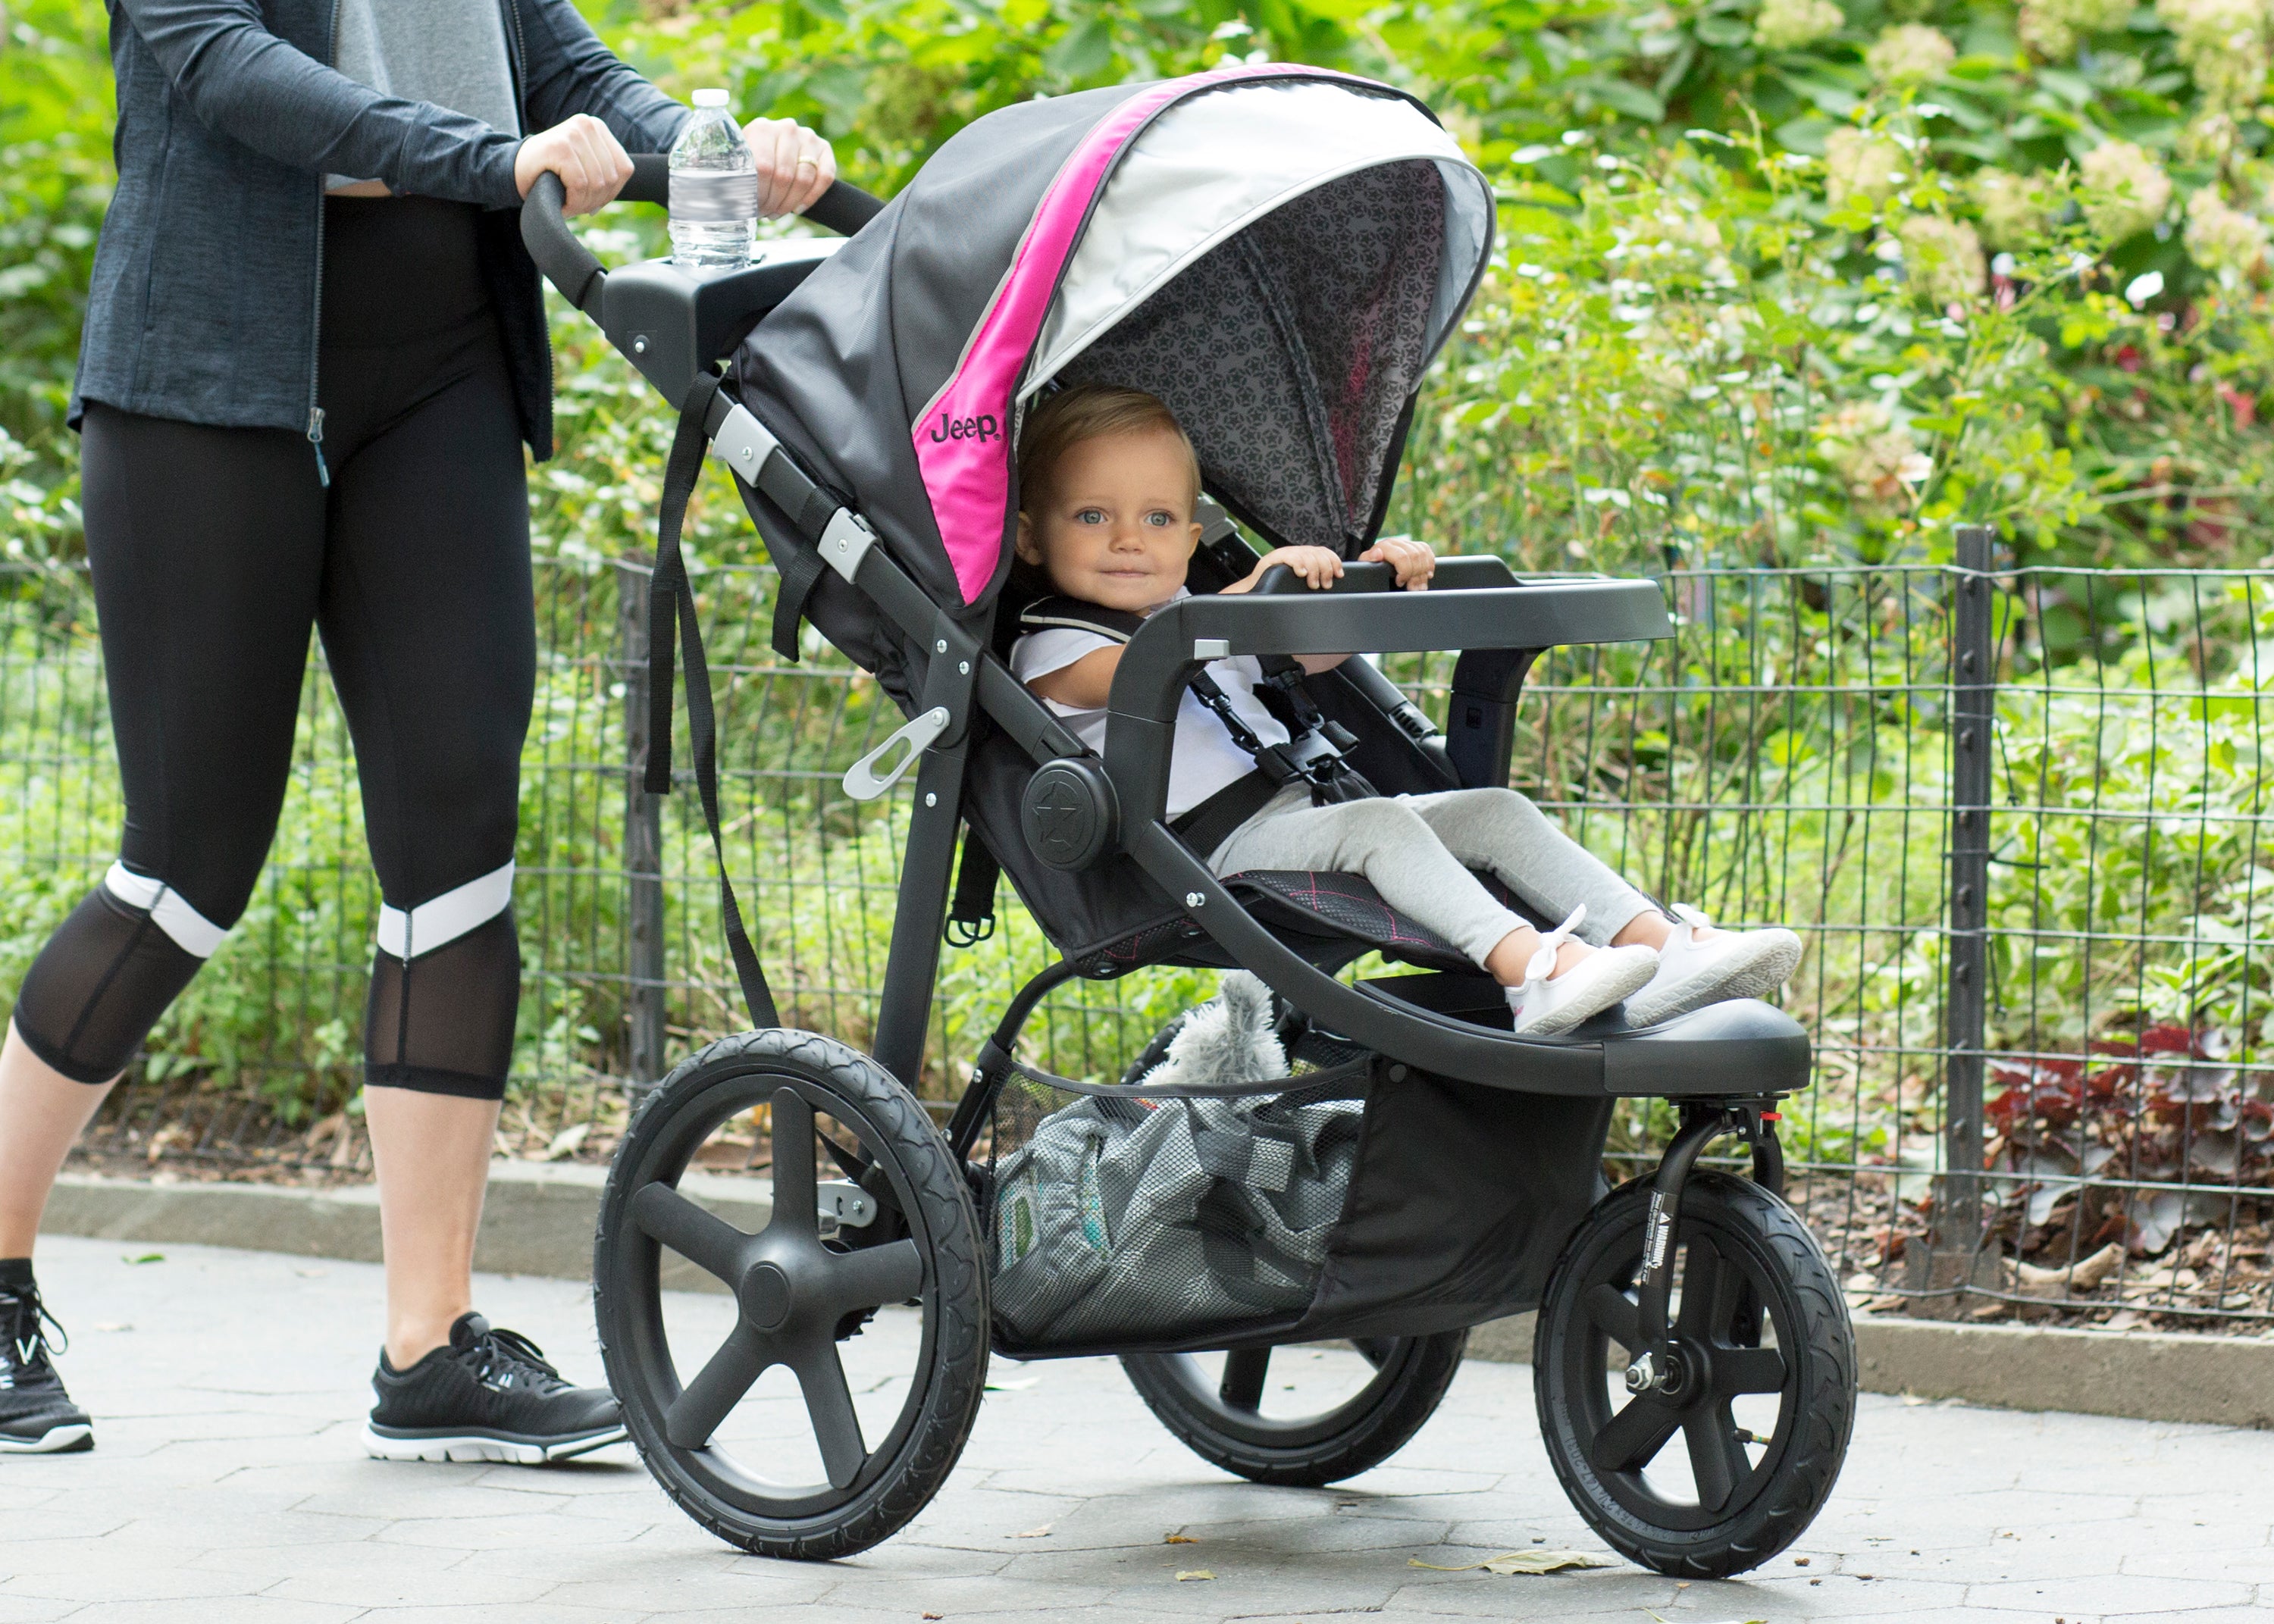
1623, 905, 1803, 1028
1505, 905, 1660, 1036
365, 1312, 625, 1464
0, 1278, 93, 1453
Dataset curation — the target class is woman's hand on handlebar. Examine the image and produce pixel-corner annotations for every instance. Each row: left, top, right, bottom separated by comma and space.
514, 114, 633, 217
744, 117, 837, 217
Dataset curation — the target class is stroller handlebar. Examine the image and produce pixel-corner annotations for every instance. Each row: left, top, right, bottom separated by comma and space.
519, 158, 887, 318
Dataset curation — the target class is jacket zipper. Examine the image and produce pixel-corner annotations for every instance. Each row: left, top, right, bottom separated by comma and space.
306, 0, 345, 488
500, 0, 549, 440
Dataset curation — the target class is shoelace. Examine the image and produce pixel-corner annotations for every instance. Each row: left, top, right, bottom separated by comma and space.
1515, 904, 1590, 990
0, 1288, 67, 1370
467, 1325, 567, 1394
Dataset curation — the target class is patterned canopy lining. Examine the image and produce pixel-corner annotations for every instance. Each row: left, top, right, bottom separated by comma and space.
1059, 160, 1446, 552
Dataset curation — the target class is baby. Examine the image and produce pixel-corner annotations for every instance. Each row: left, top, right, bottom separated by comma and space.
1009, 383, 1800, 1034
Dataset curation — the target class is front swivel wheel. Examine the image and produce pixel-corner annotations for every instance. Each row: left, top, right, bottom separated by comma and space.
1533, 1172, 1854, 1578
594, 1029, 988, 1559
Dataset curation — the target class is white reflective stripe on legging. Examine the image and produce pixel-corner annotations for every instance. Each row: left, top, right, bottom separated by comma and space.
102, 862, 228, 959
377, 861, 515, 961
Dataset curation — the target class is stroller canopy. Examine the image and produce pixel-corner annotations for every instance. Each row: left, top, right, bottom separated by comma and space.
732, 66, 1496, 616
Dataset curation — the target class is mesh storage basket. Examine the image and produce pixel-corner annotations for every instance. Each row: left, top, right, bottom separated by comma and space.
982, 1010, 1619, 1360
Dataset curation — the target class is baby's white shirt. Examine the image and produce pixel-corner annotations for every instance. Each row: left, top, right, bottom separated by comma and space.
1009, 588, 1290, 820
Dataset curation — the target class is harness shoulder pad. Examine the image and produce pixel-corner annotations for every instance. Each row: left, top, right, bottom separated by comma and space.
1016, 596, 1147, 645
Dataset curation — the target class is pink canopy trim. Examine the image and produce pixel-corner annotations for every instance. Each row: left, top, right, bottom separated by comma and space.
913, 63, 1373, 605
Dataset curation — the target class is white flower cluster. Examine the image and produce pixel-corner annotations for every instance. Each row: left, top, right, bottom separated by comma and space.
2017, 0, 2133, 57
2078, 139, 2173, 245
1971, 167, 2059, 249
1866, 23, 1956, 85
2156, 0, 2270, 111
1898, 214, 1988, 306
2185, 185, 2271, 276
1755, 0, 1844, 52
1825, 128, 1906, 210
1816, 400, 1931, 509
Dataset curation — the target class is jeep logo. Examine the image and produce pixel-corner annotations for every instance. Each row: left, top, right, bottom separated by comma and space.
928, 411, 1001, 445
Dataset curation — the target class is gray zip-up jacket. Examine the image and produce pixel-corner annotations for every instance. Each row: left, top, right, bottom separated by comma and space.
72, 0, 689, 461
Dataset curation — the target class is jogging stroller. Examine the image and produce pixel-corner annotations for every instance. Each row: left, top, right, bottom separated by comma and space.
522, 64, 1856, 1577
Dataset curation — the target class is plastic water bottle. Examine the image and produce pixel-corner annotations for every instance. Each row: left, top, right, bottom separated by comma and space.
669, 89, 757, 269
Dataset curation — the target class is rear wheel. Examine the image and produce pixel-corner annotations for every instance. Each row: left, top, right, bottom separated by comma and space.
1533, 1172, 1853, 1578
594, 1029, 988, 1560
1121, 1332, 1466, 1486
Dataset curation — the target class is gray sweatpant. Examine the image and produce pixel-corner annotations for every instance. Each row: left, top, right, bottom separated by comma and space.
1208, 785, 1657, 968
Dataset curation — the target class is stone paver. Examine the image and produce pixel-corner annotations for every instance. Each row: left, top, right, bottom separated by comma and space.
3, 1236, 2269, 1622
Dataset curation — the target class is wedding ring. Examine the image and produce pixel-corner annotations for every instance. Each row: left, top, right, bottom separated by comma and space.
796, 157, 818, 169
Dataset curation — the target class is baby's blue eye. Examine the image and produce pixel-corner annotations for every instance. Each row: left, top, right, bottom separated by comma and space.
1075, 508, 1106, 525
1143, 511, 1173, 527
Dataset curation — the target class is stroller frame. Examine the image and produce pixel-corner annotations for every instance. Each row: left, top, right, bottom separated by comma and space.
524, 130, 1853, 1578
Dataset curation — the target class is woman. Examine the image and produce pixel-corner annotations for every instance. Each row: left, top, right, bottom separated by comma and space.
0, 0, 834, 1459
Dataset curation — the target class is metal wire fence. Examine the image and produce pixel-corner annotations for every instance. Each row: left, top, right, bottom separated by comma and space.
5, 546, 2267, 1327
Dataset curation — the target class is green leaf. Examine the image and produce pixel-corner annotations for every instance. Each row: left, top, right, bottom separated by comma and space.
1043, 16, 1114, 80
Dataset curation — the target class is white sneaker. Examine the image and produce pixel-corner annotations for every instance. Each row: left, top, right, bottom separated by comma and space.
1505, 906, 1662, 1036
1623, 906, 1803, 1027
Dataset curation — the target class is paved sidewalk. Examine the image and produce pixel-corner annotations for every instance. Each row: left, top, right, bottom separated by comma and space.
2, 1237, 2269, 1623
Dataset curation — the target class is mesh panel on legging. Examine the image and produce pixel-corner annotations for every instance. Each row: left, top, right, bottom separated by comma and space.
11, 887, 203, 1084
363, 910, 519, 1100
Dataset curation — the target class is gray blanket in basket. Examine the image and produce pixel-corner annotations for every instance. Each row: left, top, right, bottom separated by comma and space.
991, 1088, 1364, 1346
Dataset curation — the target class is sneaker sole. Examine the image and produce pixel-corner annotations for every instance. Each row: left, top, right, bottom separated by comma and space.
361, 1422, 627, 1465
1625, 934, 1803, 1028
0, 1423, 93, 1454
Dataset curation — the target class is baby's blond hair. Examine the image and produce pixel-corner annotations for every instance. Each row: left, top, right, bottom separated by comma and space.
1016, 383, 1201, 515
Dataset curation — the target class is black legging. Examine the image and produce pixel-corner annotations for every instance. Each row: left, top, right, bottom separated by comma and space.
12, 196, 534, 1099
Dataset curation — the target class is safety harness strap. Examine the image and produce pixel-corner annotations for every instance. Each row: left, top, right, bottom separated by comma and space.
647, 374, 781, 1031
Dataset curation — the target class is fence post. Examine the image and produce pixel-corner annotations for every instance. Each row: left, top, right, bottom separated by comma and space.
619, 562, 669, 1084
1940, 524, 1997, 1275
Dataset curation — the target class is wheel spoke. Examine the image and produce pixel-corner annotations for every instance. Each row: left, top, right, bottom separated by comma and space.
1582, 1283, 1642, 1353
665, 1323, 767, 1450
1684, 1403, 1750, 1513
825, 1238, 924, 1314
1674, 1233, 1728, 1338
791, 1341, 868, 1489
631, 1182, 753, 1286
1591, 1394, 1680, 1474
1218, 1347, 1270, 1412
769, 1088, 817, 1236
1715, 1345, 1787, 1396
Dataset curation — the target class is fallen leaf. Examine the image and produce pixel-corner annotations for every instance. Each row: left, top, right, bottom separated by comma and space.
1164, 1533, 1196, 1544
1175, 1569, 1214, 1582
546, 1122, 590, 1160
983, 1375, 1039, 1391
923, 1614, 942, 1620
1793, 1556, 1811, 1566
1010, 1524, 1052, 1538
122, 1252, 164, 1265
1410, 1550, 1615, 1575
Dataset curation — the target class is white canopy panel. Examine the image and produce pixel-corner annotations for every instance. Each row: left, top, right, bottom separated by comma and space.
1020, 79, 1493, 404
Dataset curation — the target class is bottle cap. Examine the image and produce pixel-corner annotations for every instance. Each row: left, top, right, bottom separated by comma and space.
692, 88, 730, 108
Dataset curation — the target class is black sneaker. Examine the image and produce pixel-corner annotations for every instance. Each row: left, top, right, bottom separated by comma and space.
364, 1312, 625, 1464
0, 1277, 93, 1453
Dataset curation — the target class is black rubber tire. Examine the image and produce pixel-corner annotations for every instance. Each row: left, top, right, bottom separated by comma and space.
1121, 1331, 1467, 1487
594, 1028, 988, 1560
1533, 1171, 1855, 1579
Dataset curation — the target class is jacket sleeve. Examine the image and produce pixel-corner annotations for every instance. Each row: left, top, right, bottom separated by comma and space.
116, 0, 525, 207
518, 0, 688, 155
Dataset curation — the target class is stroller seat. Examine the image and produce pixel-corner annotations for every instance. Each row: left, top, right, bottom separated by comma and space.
1083, 867, 1531, 978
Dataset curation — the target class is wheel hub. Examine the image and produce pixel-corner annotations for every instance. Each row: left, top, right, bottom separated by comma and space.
741, 1260, 794, 1330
